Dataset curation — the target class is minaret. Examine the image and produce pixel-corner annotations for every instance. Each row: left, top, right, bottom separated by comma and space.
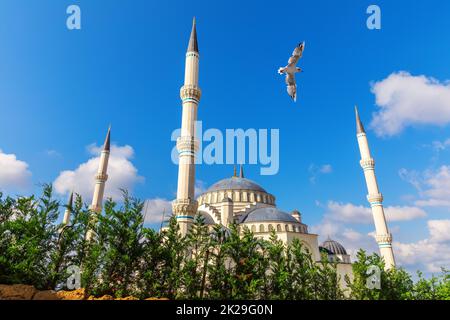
62, 192, 74, 226
172, 18, 202, 236
355, 107, 395, 269
86, 127, 110, 240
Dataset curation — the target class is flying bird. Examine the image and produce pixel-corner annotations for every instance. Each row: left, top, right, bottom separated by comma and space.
278, 42, 305, 102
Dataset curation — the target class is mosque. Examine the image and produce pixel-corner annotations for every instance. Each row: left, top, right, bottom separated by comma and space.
168, 18, 395, 272
64, 18, 396, 288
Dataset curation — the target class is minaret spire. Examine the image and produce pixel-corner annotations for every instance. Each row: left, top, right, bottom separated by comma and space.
187, 17, 199, 53
86, 127, 111, 240
233, 165, 237, 177
355, 106, 365, 134
60, 191, 74, 231
355, 107, 395, 270
173, 18, 202, 236
104, 125, 111, 151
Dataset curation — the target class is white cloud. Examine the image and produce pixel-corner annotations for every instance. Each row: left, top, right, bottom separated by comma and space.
312, 201, 425, 262
0, 149, 32, 192
420, 166, 450, 206
308, 164, 333, 183
143, 198, 172, 224
319, 164, 333, 174
431, 138, 450, 152
324, 201, 426, 224
370, 72, 450, 136
401, 166, 450, 209
428, 220, 450, 243
385, 206, 427, 222
313, 201, 449, 273
394, 220, 450, 272
53, 144, 144, 201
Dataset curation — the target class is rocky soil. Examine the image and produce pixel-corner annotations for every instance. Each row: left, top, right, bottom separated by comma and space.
0, 284, 167, 300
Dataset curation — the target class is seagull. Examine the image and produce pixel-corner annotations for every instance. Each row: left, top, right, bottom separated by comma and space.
278, 42, 305, 102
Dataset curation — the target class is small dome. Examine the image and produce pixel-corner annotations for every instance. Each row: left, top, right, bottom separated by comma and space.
320, 238, 347, 255
196, 211, 216, 225
241, 207, 298, 223
205, 176, 267, 193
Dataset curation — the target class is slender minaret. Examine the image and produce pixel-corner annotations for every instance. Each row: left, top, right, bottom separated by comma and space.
62, 192, 74, 226
86, 127, 110, 240
59, 192, 74, 233
355, 106, 395, 269
172, 18, 202, 236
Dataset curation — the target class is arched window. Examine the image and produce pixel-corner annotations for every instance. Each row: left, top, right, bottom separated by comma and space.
285, 224, 289, 231
251, 225, 256, 233
268, 224, 274, 231
276, 224, 282, 232
259, 224, 265, 232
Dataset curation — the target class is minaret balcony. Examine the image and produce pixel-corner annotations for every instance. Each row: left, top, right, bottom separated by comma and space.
95, 173, 108, 182
367, 193, 383, 204
360, 158, 375, 170
172, 198, 198, 216
180, 85, 201, 102
177, 136, 199, 154
375, 233, 392, 244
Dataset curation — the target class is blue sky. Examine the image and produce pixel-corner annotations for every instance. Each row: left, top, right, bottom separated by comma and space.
1, 0, 450, 274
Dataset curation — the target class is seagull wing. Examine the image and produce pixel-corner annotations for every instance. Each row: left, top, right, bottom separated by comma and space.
285, 73, 297, 102
288, 42, 305, 67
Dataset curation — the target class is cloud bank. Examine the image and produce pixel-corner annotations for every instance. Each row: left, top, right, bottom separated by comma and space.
0, 149, 32, 192
370, 72, 450, 136
53, 144, 144, 201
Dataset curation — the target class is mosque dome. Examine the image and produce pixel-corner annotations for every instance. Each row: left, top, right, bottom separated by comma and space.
320, 238, 348, 255
197, 167, 276, 210
206, 176, 267, 193
242, 207, 298, 223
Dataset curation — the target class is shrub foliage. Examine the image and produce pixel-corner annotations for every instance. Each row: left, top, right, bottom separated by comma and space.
0, 185, 448, 299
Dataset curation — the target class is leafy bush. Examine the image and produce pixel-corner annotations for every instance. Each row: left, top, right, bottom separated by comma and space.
0, 186, 449, 300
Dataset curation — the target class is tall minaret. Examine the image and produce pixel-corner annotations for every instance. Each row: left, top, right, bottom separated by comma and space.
59, 192, 74, 233
172, 18, 202, 236
86, 127, 110, 240
355, 107, 395, 269
62, 192, 74, 226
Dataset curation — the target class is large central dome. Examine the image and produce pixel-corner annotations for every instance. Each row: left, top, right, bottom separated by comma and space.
197, 169, 276, 213
206, 176, 267, 193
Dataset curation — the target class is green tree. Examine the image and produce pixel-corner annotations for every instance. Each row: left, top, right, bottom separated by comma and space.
206, 225, 232, 299
222, 224, 267, 299
84, 192, 147, 298
265, 231, 291, 299
158, 217, 188, 299
0, 185, 59, 289
347, 249, 413, 300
